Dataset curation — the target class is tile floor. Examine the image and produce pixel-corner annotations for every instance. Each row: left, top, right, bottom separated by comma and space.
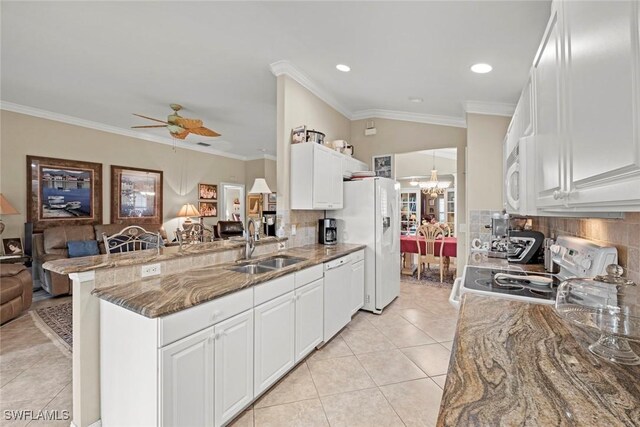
0, 280, 458, 427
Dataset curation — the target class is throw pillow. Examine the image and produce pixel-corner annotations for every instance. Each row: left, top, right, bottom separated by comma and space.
67, 240, 100, 258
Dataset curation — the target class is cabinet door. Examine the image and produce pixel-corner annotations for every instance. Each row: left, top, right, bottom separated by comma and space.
312, 147, 334, 209
214, 310, 253, 427
533, 4, 566, 207
329, 150, 344, 209
521, 73, 533, 137
295, 278, 324, 362
324, 261, 352, 341
564, 1, 640, 208
160, 327, 214, 427
254, 292, 295, 395
350, 260, 365, 315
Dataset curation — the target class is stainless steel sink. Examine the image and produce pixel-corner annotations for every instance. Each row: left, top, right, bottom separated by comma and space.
228, 264, 275, 275
256, 256, 307, 269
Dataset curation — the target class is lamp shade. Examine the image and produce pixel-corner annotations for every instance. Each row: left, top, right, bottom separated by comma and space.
249, 178, 272, 194
0, 194, 19, 215
177, 203, 201, 217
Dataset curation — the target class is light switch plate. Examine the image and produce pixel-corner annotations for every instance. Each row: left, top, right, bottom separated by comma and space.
291, 224, 297, 235
141, 263, 161, 278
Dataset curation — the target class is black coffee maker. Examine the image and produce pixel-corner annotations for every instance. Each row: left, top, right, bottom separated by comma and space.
318, 218, 337, 245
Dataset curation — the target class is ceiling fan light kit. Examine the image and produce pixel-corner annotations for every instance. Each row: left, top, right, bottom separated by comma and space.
131, 104, 221, 140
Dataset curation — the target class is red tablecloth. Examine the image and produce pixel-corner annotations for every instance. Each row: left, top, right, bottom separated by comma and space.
400, 236, 457, 258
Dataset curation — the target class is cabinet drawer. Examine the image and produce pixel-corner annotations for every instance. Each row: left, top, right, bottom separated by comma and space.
159, 288, 253, 347
351, 250, 365, 263
294, 264, 323, 288
254, 275, 295, 306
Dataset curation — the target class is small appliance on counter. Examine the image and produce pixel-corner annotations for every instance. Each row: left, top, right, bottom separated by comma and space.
262, 211, 276, 237
318, 218, 337, 245
485, 216, 509, 258
508, 230, 544, 264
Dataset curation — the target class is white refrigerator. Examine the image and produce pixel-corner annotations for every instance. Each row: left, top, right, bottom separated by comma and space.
329, 177, 400, 313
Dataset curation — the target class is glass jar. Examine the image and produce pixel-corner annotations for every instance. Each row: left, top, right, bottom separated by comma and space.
555, 264, 639, 365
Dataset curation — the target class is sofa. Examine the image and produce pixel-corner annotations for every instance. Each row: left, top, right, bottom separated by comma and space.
216, 221, 244, 240
0, 264, 33, 325
33, 223, 167, 296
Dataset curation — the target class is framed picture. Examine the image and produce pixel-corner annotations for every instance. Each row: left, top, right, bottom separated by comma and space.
429, 198, 435, 206
198, 183, 217, 201
111, 166, 163, 225
199, 201, 217, 217
291, 125, 307, 145
267, 192, 277, 203
2, 238, 23, 256
27, 155, 103, 232
372, 154, 395, 179
247, 194, 262, 217
268, 203, 277, 211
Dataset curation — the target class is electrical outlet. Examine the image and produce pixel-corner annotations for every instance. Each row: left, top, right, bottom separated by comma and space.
141, 263, 161, 278
278, 242, 286, 250
291, 224, 297, 235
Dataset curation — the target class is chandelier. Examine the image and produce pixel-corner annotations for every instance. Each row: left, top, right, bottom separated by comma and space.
409, 151, 451, 198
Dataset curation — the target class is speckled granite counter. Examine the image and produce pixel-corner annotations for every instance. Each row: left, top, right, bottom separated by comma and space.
437, 294, 640, 426
43, 237, 288, 275
92, 243, 365, 318
468, 251, 546, 273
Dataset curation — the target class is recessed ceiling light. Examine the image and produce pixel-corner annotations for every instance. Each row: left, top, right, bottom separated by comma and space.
471, 63, 493, 74
336, 64, 351, 72
408, 97, 423, 103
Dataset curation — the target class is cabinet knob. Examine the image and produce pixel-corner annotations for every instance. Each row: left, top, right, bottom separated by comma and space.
553, 190, 570, 200
210, 310, 221, 321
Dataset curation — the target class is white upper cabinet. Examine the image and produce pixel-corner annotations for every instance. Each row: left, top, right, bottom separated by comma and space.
291, 143, 344, 210
533, 2, 566, 208
563, 0, 640, 209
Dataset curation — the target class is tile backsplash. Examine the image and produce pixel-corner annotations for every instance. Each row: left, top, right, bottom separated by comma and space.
469, 210, 504, 245
277, 209, 322, 248
532, 213, 640, 284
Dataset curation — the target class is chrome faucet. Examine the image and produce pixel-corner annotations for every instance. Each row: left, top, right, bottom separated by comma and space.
245, 218, 256, 259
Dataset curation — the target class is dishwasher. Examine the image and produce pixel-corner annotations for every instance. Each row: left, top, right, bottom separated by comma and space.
323, 255, 352, 341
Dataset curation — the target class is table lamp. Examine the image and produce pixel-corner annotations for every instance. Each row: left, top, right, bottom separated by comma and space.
249, 179, 272, 239
0, 194, 19, 235
177, 203, 201, 226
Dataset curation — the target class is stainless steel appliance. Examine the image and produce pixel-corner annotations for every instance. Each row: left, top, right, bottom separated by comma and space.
318, 218, 337, 245
508, 230, 544, 264
449, 235, 618, 308
486, 217, 509, 258
262, 211, 276, 237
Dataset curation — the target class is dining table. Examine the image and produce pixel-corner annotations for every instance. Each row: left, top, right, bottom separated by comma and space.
400, 235, 458, 275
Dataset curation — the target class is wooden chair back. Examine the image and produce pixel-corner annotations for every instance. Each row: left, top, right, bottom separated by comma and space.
417, 224, 444, 259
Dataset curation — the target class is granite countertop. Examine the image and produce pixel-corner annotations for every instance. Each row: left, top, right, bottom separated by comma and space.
43, 237, 288, 275
468, 251, 546, 273
438, 294, 640, 426
92, 243, 365, 318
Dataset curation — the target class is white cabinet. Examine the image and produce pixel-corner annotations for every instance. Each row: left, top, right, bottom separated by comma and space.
342, 156, 369, 178
294, 278, 324, 362
254, 292, 296, 396
160, 327, 215, 427
291, 142, 344, 210
324, 255, 352, 341
350, 256, 365, 315
213, 310, 253, 426
562, 0, 640, 209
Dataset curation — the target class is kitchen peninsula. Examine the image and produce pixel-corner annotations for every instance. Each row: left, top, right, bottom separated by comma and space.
438, 294, 640, 426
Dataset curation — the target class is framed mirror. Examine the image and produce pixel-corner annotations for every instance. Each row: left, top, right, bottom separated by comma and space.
219, 182, 245, 224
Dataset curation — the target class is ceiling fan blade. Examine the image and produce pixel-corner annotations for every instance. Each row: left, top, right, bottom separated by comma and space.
132, 113, 169, 124
170, 130, 189, 140
189, 127, 221, 137
174, 117, 203, 129
131, 125, 167, 129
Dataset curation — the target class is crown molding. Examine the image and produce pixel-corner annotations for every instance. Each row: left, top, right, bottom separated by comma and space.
244, 153, 277, 161
0, 101, 248, 161
269, 60, 352, 119
463, 101, 515, 117
351, 109, 467, 128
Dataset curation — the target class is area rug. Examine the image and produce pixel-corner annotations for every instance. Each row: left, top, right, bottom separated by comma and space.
404, 268, 456, 287
32, 301, 72, 351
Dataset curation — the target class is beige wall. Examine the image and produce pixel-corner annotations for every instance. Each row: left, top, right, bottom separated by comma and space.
465, 113, 510, 211
395, 151, 457, 179
0, 110, 247, 240
276, 75, 351, 246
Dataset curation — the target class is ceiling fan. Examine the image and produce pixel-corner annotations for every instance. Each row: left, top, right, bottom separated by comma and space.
131, 104, 220, 140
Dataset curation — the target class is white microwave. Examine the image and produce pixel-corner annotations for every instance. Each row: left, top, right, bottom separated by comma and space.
504, 136, 537, 215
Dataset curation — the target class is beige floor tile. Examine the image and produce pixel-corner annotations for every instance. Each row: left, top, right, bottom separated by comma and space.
307, 356, 375, 396
413, 318, 457, 342
356, 349, 426, 386
440, 341, 453, 351
379, 324, 436, 348
254, 363, 318, 408
1, 368, 24, 388
254, 398, 328, 427
308, 336, 353, 362
0, 364, 71, 404
340, 325, 396, 355
321, 388, 404, 427
0, 398, 51, 427
431, 375, 447, 389
380, 378, 443, 427
345, 313, 373, 331
366, 313, 412, 331
401, 344, 452, 377
228, 408, 254, 427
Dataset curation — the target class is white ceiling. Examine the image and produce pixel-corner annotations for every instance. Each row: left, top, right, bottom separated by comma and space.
1, 1, 550, 159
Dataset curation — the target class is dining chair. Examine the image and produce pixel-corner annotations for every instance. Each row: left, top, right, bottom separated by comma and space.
416, 224, 446, 282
